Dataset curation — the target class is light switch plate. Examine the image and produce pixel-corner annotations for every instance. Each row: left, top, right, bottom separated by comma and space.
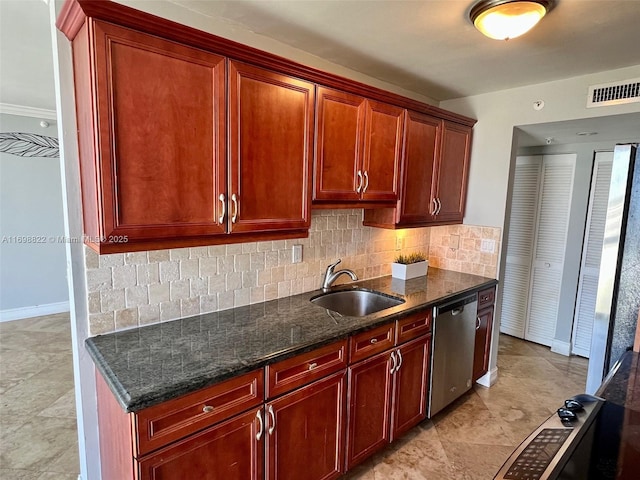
480, 239, 496, 253
292, 244, 303, 263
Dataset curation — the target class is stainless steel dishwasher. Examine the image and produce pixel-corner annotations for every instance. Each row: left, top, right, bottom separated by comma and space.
428, 293, 478, 417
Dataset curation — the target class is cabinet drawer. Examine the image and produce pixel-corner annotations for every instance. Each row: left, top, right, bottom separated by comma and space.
478, 287, 496, 310
134, 369, 263, 456
266, 340, 347, 399
349, 323, 395, 363
396, 310, 432, 344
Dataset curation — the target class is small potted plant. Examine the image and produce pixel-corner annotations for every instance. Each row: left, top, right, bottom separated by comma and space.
392, 252, 428, 280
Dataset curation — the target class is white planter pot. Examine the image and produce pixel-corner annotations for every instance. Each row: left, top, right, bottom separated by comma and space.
391, 260, 428, 280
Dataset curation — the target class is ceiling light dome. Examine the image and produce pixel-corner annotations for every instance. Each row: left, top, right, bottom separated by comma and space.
470, 0, 556, 40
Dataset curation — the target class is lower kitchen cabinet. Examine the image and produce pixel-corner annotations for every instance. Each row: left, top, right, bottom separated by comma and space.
473, 286, 496, 382
137, 407, 264, 480
473, 306, 494, 382
345, 334, 431, 470
345, 351, 394, 469
391, 335, 431, 440
266, 371, 346, 480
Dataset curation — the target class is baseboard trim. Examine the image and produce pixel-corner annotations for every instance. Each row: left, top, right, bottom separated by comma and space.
551, 339, 571, 357
476, 367, 498, 388
0, 301, 70, 322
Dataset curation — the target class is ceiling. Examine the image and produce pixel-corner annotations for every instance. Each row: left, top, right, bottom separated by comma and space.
166, 0, 640, 101
1, 0, 639, 146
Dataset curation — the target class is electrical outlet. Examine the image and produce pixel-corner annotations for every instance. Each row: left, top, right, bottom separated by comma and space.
292, 244, 303, 263
449, 234, 460, 249
396, 236, 405, 250
480, 239, 496, 253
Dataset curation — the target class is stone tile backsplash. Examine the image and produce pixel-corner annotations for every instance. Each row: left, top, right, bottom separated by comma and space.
428, 225, 501, 279
84, 209, 431, 335
84, 210, 501, 335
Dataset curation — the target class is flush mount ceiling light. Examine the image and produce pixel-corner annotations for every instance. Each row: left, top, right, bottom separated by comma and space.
470, 0, 556, 40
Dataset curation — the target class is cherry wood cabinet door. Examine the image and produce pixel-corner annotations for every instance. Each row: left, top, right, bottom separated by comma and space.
345, 351, 394, 470
313, 87, 366, 202
229, 61, 314, 233
433, 121, 471, 223
91, 21, 227, 242
137, 407, 264, 480
473, 306, 494, 382
396, 111, 440, 226
266, 371, 345, 480
361, 100, 404, 202
390, 335, 431, 441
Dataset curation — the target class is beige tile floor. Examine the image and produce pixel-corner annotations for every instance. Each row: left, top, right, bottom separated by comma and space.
0, 313, 588, 480
0, 313, 79, 480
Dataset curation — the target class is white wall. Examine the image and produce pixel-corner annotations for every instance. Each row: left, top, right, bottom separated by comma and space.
441, 65, 640, 377
441, 65, 640, 229
0, 113, 68, 319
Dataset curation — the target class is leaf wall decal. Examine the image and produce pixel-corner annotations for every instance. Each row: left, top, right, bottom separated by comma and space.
0, 132, 60, 158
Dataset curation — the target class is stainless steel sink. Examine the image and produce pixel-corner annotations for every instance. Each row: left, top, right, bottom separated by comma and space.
310, 289, 405, 317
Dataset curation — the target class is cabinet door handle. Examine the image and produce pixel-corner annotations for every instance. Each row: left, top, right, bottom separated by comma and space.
267, 405, 275, 435
395, 349, 403, 373
363, 170, 369, 193
476, 316, 481, 330
256, 409, 264, 440
390, 351, 397, 373
437, 198, 442, 215
356, 170, 363, 193
231, 193, 239, 223
431, 198, 437, 215
218, 194, 226, 224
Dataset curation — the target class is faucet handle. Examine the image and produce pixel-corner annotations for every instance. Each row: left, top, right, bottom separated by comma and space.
327, 259, 342, 271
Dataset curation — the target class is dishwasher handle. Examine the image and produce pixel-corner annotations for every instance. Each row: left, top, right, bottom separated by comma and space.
435, 294, 477, 316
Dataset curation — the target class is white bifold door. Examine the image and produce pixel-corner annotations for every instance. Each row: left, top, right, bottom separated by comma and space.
500, 154, 576, 346
571, 152, 613, 357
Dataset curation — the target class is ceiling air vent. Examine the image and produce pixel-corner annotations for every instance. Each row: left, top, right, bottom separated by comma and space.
587, 79, 640, 108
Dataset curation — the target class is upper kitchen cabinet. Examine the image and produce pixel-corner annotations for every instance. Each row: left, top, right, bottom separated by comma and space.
363, 114, 472, 228
433, 121, 472, 224
72, 20, 228, 252
313, 87, 403, 205
228, 61, 314, 234
58, 0, 475, 251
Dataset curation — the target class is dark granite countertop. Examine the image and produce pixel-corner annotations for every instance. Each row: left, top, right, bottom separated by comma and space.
86, 268, 497, 412
597, 350, 640, 412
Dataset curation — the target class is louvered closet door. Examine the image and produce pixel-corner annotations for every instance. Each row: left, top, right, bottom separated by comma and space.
500, 156, 542, 337
571, 152, 613, 357
526, 154, 576, 346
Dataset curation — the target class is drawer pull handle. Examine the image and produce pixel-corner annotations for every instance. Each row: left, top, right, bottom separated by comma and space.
203, 405, 214, 413
256, 409, 264, 440
267, 405, 276, 435
370, 338, 378, 344
308, 362, 318, 370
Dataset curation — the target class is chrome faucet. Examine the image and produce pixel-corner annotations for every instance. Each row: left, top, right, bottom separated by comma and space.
322, 259, 358, 292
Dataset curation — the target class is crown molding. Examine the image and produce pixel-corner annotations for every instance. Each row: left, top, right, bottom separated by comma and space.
0, 103, 57, 120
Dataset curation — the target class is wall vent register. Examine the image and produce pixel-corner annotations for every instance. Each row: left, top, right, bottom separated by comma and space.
587, 79, 640, 107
